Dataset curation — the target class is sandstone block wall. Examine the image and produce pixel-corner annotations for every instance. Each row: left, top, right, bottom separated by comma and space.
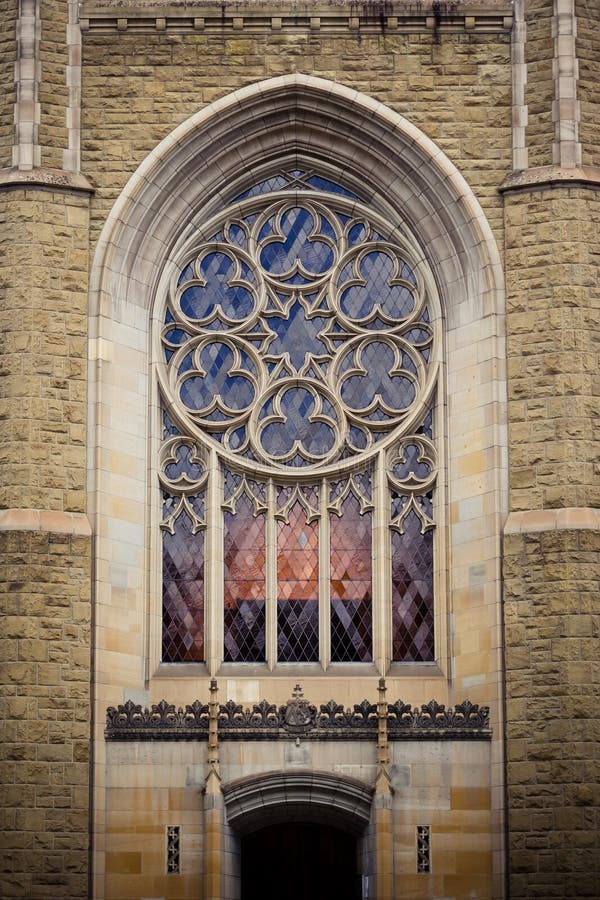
504, 189, 600, 512
524, 0, 554, 169
503, 179, 600, 896
0, 189, 90, 512
576, 0, 600, 168
38, 0, 70, 170
0, 528, 91, 899
0, 0, 18, 169
504, 527, 600, 898
82, 27, 512, 254
0, 182, 92, 898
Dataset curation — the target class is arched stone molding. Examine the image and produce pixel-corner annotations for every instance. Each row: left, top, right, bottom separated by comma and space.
90, 73, 504, 331
222, 770, 374, 836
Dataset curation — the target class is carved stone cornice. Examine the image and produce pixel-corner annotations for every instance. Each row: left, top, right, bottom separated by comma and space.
500, 165, 600, 194
80, 1, 513, 35
0, 167, 94, 194
105, 696, 491, 741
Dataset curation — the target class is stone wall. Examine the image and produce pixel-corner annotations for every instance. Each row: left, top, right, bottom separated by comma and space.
503, 179, 600, 895
0, 527, 91, 900
524, 0, 554, 169
0, 181, 92, 898
504, 188, 600, 512
0, 189, 90, 512
0, 0, 18, 168
576, 0, 600, 169
82, 26, 512, 252
503, 526, 600, 898
38, 0, 70, 170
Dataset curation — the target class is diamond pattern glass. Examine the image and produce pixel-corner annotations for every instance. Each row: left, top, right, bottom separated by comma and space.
223, 495, 266, 662
330, 494, 372, 662
162, 512, 204, 662
277, 500, 319, 662
391, 511, 434, 661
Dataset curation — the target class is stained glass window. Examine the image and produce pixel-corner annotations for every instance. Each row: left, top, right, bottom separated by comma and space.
157, 168, 440, 668
277, 500, 319, 663
224, 494, 266, 663
330, 493, 372, 663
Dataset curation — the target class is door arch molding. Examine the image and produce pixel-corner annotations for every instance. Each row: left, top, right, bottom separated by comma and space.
222, 769, 374, 836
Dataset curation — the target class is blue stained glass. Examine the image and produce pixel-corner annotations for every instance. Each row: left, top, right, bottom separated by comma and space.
418, 408, 434, 439
164, 444, 204, 481
227, 426, 246, 450
347, 223, 368, 246
402, 354, 417, 375
179, 342, 256, 414
260, 386, 336, 459
259, 208, 334, 276
164, 327, 189, 346
339, 250, 415, 322
265, 300, 329, 370
305, 175, 361, 199
348, 426, 368, 450
233, 175, 289, 201
225, 223, 248, 247
393, 444, 432, 481
179, 251, 255, 322
405, 326, 431, 345
341, 341, 416, 414
162, 409, 180, 438
177, 263, 194, 286
178, 352, 193, 375
401, 262, 417, 285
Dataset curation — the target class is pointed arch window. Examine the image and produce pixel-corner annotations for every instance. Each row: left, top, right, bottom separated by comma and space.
157, 169, 440, 670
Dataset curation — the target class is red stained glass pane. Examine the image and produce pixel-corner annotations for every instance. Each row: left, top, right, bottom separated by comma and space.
330, 494, 372, 662
277, 500, 319, 662
162, 512, 204, 662
391, 511, 434, 661
224, 494, 266, 662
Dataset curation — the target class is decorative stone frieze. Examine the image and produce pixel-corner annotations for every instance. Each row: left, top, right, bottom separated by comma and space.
105, 695, 491, 740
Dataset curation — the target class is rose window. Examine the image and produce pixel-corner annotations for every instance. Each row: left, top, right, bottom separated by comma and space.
157, 170, 439, 668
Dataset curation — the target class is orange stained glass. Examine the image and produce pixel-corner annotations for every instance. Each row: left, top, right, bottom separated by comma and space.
391, 511, 434, 661
162, 512, 204, 662
224, 494, 266, 662
277, 498, 319, 661
330, 493, 373, 662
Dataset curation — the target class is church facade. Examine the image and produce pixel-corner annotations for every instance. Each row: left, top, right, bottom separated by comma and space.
0, 1, 598, 898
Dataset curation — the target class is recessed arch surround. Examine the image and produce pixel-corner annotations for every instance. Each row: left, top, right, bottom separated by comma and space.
90, 73, 504, 330
222, 769, 374, 836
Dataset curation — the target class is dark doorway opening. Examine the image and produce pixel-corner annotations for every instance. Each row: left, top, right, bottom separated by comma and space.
241, 821, 361, 900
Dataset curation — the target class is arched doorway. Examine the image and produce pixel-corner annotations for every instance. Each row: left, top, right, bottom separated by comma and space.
241, 821, 361, 900
222, 770, 373, 899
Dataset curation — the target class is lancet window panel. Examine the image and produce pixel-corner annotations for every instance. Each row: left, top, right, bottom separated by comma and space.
156, 169, 441, 670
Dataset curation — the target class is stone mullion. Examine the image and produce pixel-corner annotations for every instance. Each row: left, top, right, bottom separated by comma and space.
372, 452, 390, 675
319, 479, 331, 669
265, 479, 277, 670
205, 449, 223, 675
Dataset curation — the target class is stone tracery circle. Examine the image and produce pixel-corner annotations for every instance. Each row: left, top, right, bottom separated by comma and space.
159, 189, 438, 472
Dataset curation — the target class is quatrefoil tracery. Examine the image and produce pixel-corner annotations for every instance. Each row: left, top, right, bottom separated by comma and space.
160, 193, 437, 472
